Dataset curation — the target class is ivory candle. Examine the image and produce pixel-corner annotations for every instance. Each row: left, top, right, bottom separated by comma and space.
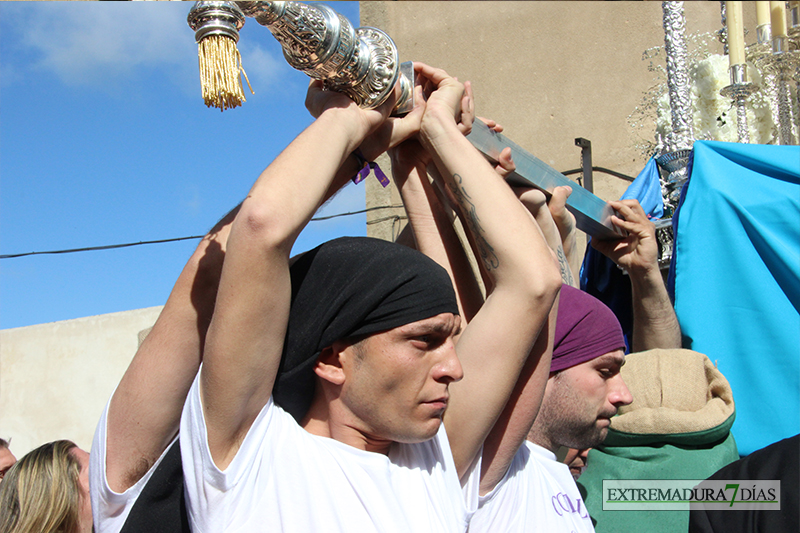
770, 1, 788, 37
726, 1, 745, 66
756, 2, 771, 27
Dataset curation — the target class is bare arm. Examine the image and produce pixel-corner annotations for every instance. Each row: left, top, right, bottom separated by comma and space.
416, 64, 562, 480
479, 187, 562, 494
105, 206, 238, 492
389, 113, 485, 323
591, 199, 681, 351
479, 299, 557, 494
547, 186, 581, 288
199, 84, 399, 470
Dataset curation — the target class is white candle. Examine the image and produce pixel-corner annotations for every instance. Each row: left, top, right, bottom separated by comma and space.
726, 1, 745, 66
770, 1, 788, 37
756, 1, 771, 27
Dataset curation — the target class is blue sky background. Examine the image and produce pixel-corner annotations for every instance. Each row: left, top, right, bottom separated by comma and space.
0, 1, 364, 329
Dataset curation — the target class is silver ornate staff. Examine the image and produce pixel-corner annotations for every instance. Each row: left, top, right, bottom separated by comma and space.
751, 4, 799, 145
720, 64, 758, 143
656, 1, 694, 218
747, 12, 781, 144
187, 1, 414, 115
789, 1, 800, 138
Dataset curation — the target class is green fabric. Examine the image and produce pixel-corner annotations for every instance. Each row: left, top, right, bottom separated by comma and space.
603, 411, 736, 448
577, 430, 739, 533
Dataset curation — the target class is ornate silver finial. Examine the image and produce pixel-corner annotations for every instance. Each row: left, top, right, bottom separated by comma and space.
189, 1, 413, 115
188, 1, 245, 43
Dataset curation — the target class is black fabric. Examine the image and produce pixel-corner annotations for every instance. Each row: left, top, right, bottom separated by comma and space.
273, 236, 458, 422
688, 434, 799, 533
119, 439, 190, 533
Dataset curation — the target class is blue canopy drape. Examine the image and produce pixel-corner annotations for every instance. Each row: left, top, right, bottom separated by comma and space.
669, 140, 800, 455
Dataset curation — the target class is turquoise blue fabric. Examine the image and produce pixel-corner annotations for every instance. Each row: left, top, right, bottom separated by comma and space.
619, 156, 664, 218
670, 140, 800, 455
579, 156, 665, 351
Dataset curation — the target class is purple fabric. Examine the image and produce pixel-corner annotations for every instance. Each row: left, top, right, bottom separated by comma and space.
351, 149, 389, 187
353, 161, 389, 187
551, 284, 626, 372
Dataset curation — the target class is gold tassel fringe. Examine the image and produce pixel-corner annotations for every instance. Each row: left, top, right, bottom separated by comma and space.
197, 34, 254, 112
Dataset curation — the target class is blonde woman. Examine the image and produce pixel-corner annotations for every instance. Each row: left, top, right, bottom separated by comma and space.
0, 440, 91, 533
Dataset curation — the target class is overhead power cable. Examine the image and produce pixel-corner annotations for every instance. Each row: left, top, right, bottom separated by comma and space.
0, 205, 405, 260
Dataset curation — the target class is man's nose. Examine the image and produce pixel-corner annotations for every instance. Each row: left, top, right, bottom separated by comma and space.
609, 374, 633, 407
434, 341, 464, 383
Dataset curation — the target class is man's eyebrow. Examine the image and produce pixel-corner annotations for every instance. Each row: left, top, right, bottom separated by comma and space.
595, 354, 625, 367
402, 320, 458, 335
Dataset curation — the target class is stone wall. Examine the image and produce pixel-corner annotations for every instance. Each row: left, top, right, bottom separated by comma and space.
0, 307, 161, 456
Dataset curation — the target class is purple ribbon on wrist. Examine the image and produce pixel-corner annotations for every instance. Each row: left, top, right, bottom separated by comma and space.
352, 150, 389, 188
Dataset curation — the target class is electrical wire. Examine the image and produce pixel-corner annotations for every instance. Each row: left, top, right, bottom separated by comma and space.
0, 205, 405, 260
1, 164, 636, 260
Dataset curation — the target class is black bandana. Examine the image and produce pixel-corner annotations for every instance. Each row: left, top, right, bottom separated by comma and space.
273, 237, 459, 421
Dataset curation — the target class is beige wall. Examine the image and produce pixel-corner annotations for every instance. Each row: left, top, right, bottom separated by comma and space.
0, 307, 161, 457
363, 1, 746, 243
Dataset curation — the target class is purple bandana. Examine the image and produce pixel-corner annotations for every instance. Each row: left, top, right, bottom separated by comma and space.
551, 285, 626, 372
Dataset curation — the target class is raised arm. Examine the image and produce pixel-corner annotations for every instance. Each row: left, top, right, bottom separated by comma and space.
200, 83, 399, 470
104, 206, 237, 493
389, 84, 485, 323
478, 187, 564, 494
416, 64, 562, 479
591, 199, 681, 351
547, 186, 581, 287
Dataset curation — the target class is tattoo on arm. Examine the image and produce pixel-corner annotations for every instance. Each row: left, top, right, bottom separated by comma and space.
448, 174, 500, 271
556, 245, 575, 286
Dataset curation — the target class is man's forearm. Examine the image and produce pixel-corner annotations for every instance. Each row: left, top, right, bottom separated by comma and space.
630, 268, 681, 352
421, 104, 561, 478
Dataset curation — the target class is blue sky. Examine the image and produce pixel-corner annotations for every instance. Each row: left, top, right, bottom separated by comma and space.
0, 1, 364, 329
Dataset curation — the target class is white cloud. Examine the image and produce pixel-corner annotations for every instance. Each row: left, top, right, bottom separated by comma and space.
15, 3, 191, 83
4, 2, 288, 90
238, 40, 290, 89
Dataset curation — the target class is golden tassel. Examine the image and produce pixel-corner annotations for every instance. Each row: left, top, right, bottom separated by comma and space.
197, 34, 253, 112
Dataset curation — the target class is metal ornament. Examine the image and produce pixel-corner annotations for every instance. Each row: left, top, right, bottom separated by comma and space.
752, 36, 800, 146
657, 1, 695, 218
661, 1, 694, 153
747, 39, 782, 144
717, 1, 728, 58
188, 1, 244, 42
189, 1, 413, 115
791, 2, 800, 137
720, 63, 759, 143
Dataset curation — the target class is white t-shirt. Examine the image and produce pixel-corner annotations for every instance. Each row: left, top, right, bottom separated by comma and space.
467, 441, 595, 533
90, 399, 176, 533
180, 373, 479, 533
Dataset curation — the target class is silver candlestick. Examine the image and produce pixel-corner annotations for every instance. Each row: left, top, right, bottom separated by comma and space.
752, 35, 800, 145
748, 23, 782, 144
188, 1, 414, 115
720, 63, 759, 143
790, 2, 800, 137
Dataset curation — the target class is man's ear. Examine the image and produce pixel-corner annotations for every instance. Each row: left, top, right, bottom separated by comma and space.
314, 344, 346, 386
